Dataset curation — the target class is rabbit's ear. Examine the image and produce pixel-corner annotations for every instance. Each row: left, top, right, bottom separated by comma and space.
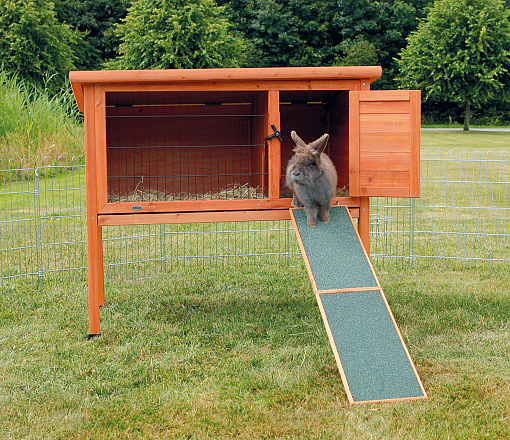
310, 133, 329, 155
291, 131, 306, 148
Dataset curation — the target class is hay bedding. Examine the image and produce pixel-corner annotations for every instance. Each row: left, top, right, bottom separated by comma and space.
108, 183, 349, 203
108, 183, 266, 203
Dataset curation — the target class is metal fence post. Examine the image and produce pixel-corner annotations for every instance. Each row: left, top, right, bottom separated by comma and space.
33, 166, 44, 280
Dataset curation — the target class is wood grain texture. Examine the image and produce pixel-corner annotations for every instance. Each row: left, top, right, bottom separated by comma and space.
350, 90, 421, 198
84, 84, 104, 335
291, 206, 426, 404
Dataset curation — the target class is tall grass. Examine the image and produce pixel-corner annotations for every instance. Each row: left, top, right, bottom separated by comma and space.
0, 70, 84, 163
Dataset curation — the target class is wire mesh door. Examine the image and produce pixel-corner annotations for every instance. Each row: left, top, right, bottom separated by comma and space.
105, 90, 269, 204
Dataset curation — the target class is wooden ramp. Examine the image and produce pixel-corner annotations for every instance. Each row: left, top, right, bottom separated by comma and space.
290, 206, 427, 404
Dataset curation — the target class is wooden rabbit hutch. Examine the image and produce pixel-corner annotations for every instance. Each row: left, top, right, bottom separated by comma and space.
69, 66, 421, 338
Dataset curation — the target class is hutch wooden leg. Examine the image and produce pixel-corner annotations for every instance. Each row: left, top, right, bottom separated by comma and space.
86, 216, 104, 338
358, 197, 370, 257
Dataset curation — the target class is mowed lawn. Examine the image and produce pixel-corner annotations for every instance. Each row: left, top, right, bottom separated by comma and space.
0, 129, 509, 438
1, 262, 510, 439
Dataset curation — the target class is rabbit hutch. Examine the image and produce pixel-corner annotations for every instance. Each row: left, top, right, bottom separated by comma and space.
69, 66, 421, 338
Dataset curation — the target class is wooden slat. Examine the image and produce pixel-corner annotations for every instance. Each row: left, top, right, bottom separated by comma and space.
95, 86, 108, 211
84, 84, 103, 336
358, 133, 411, 151
358, 90, 410, 101
359, 170, 410, 188
359, 113, 412, 132
349, 92, 360, 193
358, 187, 411, 197
268, 90, 281, 198
98, 196, 361, 215
99, 210, 291, 226
410, 90, 421, 197
100, 80, 363, 94
360, 100, 410, 114
360, 153, 411, 171
70, 66, 383, 84
358, 197, 370, 256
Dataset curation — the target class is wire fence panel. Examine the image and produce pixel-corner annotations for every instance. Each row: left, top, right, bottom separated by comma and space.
1, 149, 509, 286
370, 149, 510, 270
0, 159, 39, 281
414, 149, 509, 270
35, 157, 88, 278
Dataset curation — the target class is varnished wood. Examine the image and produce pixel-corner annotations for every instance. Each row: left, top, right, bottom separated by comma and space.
410, 90, 421, 197
99, 210, 291, 226
349, 90, 421, 198
95, 86, 108, 211
358, 197, 370, 256
349, 92, 361, 194
70, 66, 383, 109
267, 90, 281, 198
84, 84, 103, 335
69, 67, 423, 346
98, 197, 362, 215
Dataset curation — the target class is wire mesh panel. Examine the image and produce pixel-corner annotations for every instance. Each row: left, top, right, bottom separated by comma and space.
105, 90, 269, 203
370, 197, 414, 268
160, 220, 302, 271
102, 223, 165, 280
34, 157, 87, 278
415, 149, 510, 270
371, 149, 510, 270
0, 159, 38, 281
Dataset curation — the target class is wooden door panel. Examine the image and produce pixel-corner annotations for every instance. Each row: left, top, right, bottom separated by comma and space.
349, 90, 420, 197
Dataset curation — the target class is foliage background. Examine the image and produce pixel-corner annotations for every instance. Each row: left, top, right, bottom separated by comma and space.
0, 0, 510, 125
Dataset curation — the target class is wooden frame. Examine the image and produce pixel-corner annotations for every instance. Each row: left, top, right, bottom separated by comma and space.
290, 206, 427, 404
70, 66, 420, 338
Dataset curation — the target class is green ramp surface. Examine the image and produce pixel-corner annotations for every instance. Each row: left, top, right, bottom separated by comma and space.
291, 206, 426, 404
291, 207, 377, 291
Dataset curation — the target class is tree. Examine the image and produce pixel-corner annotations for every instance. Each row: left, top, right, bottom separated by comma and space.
396, 0, 510, 130
217, 0, 417, 87
105, 0, 245, 70
54, 0, 131, 71
0, 0, 76, 90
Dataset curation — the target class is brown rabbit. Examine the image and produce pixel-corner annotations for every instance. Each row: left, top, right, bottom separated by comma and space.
286, 131, 337, 227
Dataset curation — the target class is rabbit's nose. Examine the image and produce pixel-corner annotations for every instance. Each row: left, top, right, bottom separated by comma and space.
292, 170, 301, 177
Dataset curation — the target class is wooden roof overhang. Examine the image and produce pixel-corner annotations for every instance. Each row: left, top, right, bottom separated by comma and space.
69, 66, 383, 111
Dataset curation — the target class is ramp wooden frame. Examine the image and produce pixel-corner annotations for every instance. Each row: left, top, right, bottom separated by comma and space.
290, 206, 427, 404
69, 66, 421, 340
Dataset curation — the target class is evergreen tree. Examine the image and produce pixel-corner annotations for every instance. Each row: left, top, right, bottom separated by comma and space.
54, 0, 131, 70
396, 0, 510, 130
106, 0, 245, 70
0, 0, 76, 89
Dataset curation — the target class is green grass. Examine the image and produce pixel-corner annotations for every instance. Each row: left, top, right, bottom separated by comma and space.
0, 128, 509, 437
421, 130, 510, 155
1, 265, 510, 439
0, 71, 84, 163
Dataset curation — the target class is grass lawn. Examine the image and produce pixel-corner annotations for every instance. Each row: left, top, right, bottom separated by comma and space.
0, 130, 509, 438
421, 129, 510, 155
1, 263, 510, 439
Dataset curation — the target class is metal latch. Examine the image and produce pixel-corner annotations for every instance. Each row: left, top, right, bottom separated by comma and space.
266, 124, 283, 142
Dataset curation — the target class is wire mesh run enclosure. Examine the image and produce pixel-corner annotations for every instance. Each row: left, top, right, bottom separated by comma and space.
106, 90, 269, 203
69, 66, 422, 337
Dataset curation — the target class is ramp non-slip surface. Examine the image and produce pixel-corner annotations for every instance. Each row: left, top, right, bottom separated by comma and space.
291, 206, 426, 404
320, 290, 425, 402
291, 208, 377, 291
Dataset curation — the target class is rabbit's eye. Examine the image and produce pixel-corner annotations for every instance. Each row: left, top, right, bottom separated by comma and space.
307, 160, 316, 166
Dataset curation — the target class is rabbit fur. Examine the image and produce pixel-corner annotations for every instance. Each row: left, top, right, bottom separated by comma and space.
286, 131, 337, 227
